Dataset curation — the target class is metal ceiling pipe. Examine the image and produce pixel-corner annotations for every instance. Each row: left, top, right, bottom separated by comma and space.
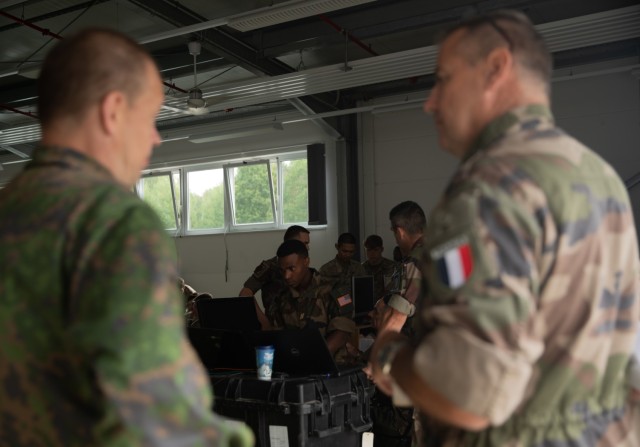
0, 104, 38, 120
318, 14, 378, 56
0, 10, 63, 39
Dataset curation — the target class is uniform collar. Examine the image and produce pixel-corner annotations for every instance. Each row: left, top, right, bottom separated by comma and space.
28, 145, 115, 181
463, 104, 554, 162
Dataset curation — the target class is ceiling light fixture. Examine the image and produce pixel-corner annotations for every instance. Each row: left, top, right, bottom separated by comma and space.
188, 123, 284, 143
228, 0, 377, 32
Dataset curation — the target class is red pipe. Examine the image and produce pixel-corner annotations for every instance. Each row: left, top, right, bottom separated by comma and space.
0, 10, 63, 40
0, 11, 186, 94
0, 103, 38, 119
318, 14, 378, 57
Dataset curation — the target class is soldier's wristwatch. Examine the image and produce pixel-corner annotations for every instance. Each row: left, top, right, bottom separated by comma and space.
377, 340, 406, 377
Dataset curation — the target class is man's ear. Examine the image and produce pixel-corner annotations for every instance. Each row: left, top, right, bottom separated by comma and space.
484, 47, 512, 89
335, 243, 339, 251
303, 256, 310, 268
99, 90, 126, 136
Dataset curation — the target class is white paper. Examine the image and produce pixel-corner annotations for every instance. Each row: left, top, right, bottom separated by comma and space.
269, 425, 289, 447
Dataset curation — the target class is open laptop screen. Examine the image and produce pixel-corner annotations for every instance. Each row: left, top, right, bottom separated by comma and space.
196, 296, 261, 332
352, 275, 375, 316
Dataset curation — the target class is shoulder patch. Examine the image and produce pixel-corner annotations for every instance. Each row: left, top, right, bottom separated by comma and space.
431, 237, 473, 288
336, 293, 352, 307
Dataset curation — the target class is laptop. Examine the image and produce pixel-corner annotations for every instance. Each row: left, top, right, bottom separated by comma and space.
250, 327, 364, 377
196, 296, 261, 332
352, 275, 375, 322
187, 327, 256, 370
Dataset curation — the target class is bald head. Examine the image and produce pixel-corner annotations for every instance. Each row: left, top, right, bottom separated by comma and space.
38, 28, 155, 128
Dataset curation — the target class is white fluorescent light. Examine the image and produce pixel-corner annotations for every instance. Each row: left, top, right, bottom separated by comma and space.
228, 0, 377, 32
138, 18, 229, 44
188, 123, 284, 143
0, 68, 19, 78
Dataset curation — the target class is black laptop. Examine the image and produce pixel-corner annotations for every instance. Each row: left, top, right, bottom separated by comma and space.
250, 328, 363, 377
352, 275, 375, 322
196, 296, 261, 332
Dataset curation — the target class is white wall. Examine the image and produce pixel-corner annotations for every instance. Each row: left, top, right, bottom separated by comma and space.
359, 61, 640, 254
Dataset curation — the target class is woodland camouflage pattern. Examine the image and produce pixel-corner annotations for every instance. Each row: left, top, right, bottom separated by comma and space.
0, 146, 253, 447
267, 269, 356, 360
242, 256, 286, 312
415, 106, 640, 446
319, 257, 367, 293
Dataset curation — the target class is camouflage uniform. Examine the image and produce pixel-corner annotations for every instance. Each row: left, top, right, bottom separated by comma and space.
0, 147, 253, 447
267, 269, 356, 361
387, 241, 424, 338
415, 106, 640, 446
375, 242, 425, 446
319, 256, 367, 295
242, 256, 286, 311
362, 257, 398, 301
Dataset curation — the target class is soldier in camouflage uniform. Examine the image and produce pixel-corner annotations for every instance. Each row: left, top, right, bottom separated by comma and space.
371, 10, 640, 447
375, 201, 427, 338
267, 240, 356, 360
238, 225, 310, 329
362, 234, 398, 302
319, 232, 367, 297
368, 202, 427, 447
0, 29, 253, 447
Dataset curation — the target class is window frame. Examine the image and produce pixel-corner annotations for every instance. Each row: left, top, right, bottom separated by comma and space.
136, 148, 312, 236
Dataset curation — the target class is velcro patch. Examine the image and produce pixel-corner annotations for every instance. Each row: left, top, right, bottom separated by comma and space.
435, 241, 473, 288
337, 293, 352, 307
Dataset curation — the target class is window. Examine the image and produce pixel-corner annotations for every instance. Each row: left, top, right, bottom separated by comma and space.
226, 161, 275, 227
186, 167, 225, 231
136, 172, 180, 231
136, 149, 312, 236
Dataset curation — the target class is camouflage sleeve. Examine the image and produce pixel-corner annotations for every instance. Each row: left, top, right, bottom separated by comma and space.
69, 203, 251, 446
388, 260, 421, 316
325, 288, 356, 334
354, 262, 367, 277
414, 179, 545, 425
242, 259, 274, 293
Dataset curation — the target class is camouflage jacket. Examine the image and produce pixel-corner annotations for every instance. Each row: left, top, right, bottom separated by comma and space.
415, 106, 640, 446
267, 269, 356, 360
242, 256, 287, 311
362, 257, 398, 301
0, 147, 252, 447
319, 256, 367, 293
388, 241, 424, 338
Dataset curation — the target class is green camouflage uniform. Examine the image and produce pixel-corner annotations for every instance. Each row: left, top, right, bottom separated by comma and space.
319, 256, 367, 295
267, 269, 356, 361
242, 256, 286, 311
363, 257, 398, 301
415, 106, 640, 446
0, 146, 253, 447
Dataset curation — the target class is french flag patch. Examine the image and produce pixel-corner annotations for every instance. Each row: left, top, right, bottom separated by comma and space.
435, 242, 473, 288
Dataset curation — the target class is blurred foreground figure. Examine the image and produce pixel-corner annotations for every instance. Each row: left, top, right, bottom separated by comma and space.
371, 10, 640, 446
0, 28, 252, 447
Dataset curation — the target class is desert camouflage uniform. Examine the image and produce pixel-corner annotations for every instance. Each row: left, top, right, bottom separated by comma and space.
0, 146, 253, 447
267, 269, 356, 361
242, 256, 286, 311
363, 257, 398, 302
319, 256, 367, 293
415, 106, 640, 446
